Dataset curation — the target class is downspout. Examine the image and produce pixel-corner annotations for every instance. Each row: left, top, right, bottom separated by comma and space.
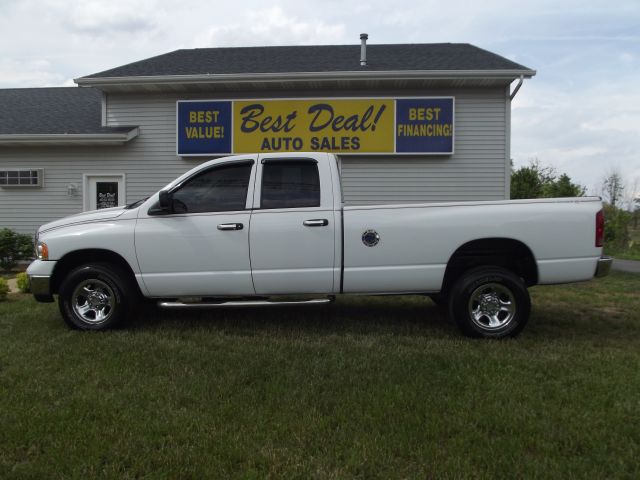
509, 75, 524, 100
507, 74, 528, 200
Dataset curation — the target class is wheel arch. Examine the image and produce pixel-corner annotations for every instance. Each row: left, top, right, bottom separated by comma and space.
51, 249, 142, 296
441, 237, 538, 295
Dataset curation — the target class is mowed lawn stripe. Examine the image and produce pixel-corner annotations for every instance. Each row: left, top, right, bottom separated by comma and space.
1, 272, 639, 478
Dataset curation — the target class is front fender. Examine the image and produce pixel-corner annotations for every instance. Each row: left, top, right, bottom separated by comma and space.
39, 219, 139, 273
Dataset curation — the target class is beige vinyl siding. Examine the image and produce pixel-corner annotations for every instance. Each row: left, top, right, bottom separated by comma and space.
0, 145, 182, 235
340, 89, 508, 204
0, 88, 509, 234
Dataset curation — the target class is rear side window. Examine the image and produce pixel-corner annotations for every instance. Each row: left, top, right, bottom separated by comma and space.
171, 162, 252, 213
261, 160, 320, 209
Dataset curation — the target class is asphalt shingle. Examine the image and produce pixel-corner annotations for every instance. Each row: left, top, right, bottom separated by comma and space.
82, 43, 532, 78
0, 87, 134, 135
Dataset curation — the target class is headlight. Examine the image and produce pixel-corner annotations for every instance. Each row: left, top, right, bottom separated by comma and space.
36, 241, 49, 260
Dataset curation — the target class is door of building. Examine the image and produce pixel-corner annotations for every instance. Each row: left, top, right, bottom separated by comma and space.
85, 175, 125, 211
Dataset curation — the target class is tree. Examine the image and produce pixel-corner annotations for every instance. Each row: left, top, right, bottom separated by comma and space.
598, 170, 637, 252
603, 203, 631, 248
511, 160, 585, 200
602, 171, 624, 208
626, 178, 639, 228
511, 165, 542, 199
543, 173, 586, 198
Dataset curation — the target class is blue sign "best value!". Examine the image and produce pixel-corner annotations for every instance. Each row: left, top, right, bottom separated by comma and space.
177, 101, 232, 155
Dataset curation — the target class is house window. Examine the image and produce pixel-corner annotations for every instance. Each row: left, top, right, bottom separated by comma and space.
0, 169, 43, 187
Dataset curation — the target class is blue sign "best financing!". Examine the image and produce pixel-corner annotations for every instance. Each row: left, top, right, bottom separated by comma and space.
395, 98, 454, 154
177, 101, 232, 155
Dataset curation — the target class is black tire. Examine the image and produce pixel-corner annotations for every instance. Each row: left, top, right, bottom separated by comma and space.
448, 266, 530, 339
58, 263, 135, 330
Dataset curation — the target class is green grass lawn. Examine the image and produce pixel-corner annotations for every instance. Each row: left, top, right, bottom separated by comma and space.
1, 272, 639, 478
606, 245, 640, 261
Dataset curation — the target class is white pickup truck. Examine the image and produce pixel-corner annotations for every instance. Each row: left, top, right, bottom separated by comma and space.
27, 152, 611, 338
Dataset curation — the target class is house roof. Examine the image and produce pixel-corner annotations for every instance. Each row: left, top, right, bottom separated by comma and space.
82, 43, 533, 78
75, 43, 535, 92
0, 87, 137, 145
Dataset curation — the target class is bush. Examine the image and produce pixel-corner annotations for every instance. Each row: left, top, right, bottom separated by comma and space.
0, 228, 34, 271
0, 278, 8, 301
604, 204, 631, 248
511, 161, 585, 199
16, 272, 30, 293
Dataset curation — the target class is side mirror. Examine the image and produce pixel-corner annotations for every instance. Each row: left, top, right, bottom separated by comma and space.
158, 190, 173, 211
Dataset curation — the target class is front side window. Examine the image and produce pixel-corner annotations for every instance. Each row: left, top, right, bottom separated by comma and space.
171, 162, 252, 214
261, 160, 320, 209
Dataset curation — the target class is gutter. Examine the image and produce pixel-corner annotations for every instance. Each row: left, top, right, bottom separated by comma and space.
75, 69, 537, 87
0, 128, 139, 146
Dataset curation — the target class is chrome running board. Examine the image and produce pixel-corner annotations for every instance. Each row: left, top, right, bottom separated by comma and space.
158, 298, 333, 309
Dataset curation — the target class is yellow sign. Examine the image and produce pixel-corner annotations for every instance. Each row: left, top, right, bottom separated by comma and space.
233, 99, 394, 154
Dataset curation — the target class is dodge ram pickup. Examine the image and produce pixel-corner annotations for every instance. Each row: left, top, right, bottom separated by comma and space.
27, 152, 612, 338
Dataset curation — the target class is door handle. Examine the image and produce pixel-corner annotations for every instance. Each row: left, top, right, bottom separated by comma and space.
303, 219, 329, 227
217, 223, 244, 231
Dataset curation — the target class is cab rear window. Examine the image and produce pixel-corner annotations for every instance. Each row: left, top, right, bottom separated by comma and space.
261, 160, 320, 209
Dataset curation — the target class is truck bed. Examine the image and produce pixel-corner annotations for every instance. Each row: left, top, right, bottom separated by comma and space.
342, 197, 602, 293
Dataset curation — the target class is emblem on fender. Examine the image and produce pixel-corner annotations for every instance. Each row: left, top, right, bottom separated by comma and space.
362, 229, 380, 247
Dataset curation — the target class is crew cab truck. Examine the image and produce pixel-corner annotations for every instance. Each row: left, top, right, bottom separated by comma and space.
27, 152, 612, 338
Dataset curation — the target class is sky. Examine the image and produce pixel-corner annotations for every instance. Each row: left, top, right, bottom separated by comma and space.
1, 0, 638, 202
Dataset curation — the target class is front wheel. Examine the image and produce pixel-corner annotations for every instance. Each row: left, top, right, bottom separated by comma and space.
58, 263, 134, 330
448, 266, 530, 338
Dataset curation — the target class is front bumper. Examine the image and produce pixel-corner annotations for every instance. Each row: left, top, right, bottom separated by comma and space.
595, 256, 613, 278
26, 260, 57, 302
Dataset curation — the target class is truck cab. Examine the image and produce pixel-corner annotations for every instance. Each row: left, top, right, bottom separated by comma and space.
135, 152, 342, 297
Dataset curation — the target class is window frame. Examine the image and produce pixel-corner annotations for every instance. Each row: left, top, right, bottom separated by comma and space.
148, 159, 255, 216
0, 168, 44, 188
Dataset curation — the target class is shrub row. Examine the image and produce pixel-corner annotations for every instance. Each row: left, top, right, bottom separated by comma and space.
0, 228, 33, 271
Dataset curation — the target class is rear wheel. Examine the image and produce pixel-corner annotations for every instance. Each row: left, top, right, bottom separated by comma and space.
448, 266, 530, 338
58, 263, 134, 330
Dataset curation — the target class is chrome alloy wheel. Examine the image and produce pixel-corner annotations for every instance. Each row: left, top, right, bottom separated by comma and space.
71, 279, 116, 324
467, 283, 516, 330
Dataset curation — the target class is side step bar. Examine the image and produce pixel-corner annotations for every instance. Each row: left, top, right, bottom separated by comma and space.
158, 298, 333, 309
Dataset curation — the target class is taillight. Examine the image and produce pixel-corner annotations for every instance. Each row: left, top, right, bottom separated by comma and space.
595, 209, 604, 247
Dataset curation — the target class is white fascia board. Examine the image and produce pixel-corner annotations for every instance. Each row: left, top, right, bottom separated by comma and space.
0, 128, 139, 145
75, 69, 537, 87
